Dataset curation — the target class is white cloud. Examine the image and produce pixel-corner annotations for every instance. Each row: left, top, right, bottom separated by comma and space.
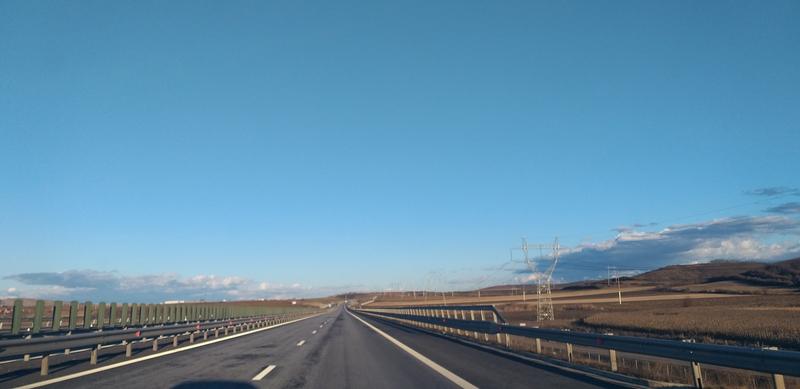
557, 215, 800, 280
3, 271, 354, 302
686, 238, 799, 260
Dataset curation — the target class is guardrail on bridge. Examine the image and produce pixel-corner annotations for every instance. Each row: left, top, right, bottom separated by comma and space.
353, 305, 800, 389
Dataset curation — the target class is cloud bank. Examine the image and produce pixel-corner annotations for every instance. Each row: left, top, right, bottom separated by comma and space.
2, 271, 359, 302
765, 202, 800, 215
745, 187, 800, 197
553, 215, 800, 280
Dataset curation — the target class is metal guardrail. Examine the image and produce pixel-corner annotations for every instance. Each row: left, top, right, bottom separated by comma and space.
354, 306, 800, 389
0, 309, 322, 377
360, 304, 507, 323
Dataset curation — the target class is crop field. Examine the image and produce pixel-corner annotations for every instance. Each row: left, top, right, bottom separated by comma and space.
499, 294, 800, 350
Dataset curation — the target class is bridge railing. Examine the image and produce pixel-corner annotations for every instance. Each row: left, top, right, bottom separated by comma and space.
0, 307, 323, 377
353, 305, 800, 389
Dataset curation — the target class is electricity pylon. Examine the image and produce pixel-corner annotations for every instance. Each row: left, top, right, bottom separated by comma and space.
511, 237, 561, 321
537, 238, 560, 321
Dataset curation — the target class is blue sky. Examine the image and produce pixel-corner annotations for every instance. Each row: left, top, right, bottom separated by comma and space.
1, 1, 799, 302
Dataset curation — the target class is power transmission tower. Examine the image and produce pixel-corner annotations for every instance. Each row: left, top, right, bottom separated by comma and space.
510, 237, 561, 321
537, 238, 560, 321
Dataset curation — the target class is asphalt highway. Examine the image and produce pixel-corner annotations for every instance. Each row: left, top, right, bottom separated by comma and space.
1, 306, 623, 388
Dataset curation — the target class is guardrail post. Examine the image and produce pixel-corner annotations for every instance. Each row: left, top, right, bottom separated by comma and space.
480, 310, 489, 341
90, 348, 98, 365
52, 300, 63, 331
773, 374, 786, 389
11, 299, 23, 335
189, 333, 195, 344
153, 337, 159, 351
33, 300, 44, 334
126, 342, 132, 357
691, 361, 703, 388
203, 331, 208, 340
97, 302, 106, 329
173, 336, 179, 347
469, 310, 478, 339
83, 301, 93, 329
41, 355, 49, 376
609, 349, 618, 372
566, 343, 574, 363
535, 338, 542, 354
492, 312, 502, 343
423, 308, 433, 330
215, 328, 220, 338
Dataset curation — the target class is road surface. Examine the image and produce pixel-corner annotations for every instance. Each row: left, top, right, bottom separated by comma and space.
1, 306, 622, 388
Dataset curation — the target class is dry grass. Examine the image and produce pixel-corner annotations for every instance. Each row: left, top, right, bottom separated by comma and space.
581, 306, 800, 349
500, 294, 800, 350
664, 280, 795, 295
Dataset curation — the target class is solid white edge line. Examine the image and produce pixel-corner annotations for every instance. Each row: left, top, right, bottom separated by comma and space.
13, 312, 326, 389
296, 340, 305, 346
251, 365, 276, 381
347, 310, 478, 389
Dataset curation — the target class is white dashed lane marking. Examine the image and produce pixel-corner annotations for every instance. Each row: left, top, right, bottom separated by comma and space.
252, 365, 276, 381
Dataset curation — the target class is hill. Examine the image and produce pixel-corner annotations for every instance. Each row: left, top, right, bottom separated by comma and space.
633, 260, 763, 285
633, 257, 800, 288
716, 257, 800, 287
